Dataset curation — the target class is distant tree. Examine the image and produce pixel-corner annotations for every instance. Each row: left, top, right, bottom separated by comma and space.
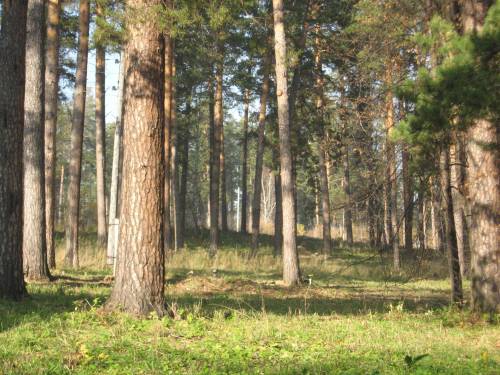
251, 47, 271, 254
94, 0, 107, 249
0, 0, 28, 299
65, 0, 90, 268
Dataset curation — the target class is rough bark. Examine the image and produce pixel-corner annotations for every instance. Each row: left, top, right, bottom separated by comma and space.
0, 0, 28, 299
23, 0, 50, 281
273, 0, 301, 286
440, 147, 464, 305
209, 70, 221, 255
106, 2, 165, 316
95, 1, 107, 249
65, 0, 90, 269
458, 0, 499, 313
44, 0, 61, 269
240, 89, 250, 234
467, 118, 500, 313
163, 32, 173, 251
251, 52, 271, 253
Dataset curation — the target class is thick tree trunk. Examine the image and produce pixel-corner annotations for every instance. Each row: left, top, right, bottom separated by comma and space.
163, 32, 173, 251
65, 0, 90, 269
106, 3, 165, 316
0, 0, 28, 299
209, 69, 221, 255
467, 119, 499, 313
342, 145, 353, 245
95, 2, 107, 249
240, 89, 250, 234
23, 0, 50, 281
273, 0, 301, 286
402, 145, 413, 251
251, 53, 271, 253
457, 0, 499, 315
106, 53, 124, 267
44, 0, 61, 269
440, 147, 464, 305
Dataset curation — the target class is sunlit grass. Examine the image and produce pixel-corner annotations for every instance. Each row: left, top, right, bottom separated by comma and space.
0, 230, 498, 374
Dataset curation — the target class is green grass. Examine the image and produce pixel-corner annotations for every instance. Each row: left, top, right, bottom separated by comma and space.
0, 231, 498, 374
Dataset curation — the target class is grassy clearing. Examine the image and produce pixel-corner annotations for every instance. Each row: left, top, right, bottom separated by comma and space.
0, 231, 498, 374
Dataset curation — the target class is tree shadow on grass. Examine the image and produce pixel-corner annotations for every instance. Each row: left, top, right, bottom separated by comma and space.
168, 290, 448, 316
0, 280, 108, 333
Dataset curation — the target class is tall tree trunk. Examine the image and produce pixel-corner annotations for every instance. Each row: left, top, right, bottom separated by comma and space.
65, 0, 90, 269
251, 52, 271, 253
342, 145, 353, 245
0, 0, 29, 299
170, 57, 179, 251
460, 0, 499, 314
178, 96, 191, 249
95, 2, 107, 249
106, 3, 165, 316
402, 145, 413, 251
384, 70, 400, 270
210, 67, 221, 255
467, 118, 500, 313
240, 89, 250, 234
272, 0, 301, 286
23, 0, 50, 281
216, 54, 227, 232
163, 31, 173, 251
440, 146, 464, 305
314, 29, 332, 253
106, 53, 124, 267
44, 0, 61, 269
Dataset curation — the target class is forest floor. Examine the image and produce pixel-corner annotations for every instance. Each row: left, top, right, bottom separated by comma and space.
0, 230, 499, 374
